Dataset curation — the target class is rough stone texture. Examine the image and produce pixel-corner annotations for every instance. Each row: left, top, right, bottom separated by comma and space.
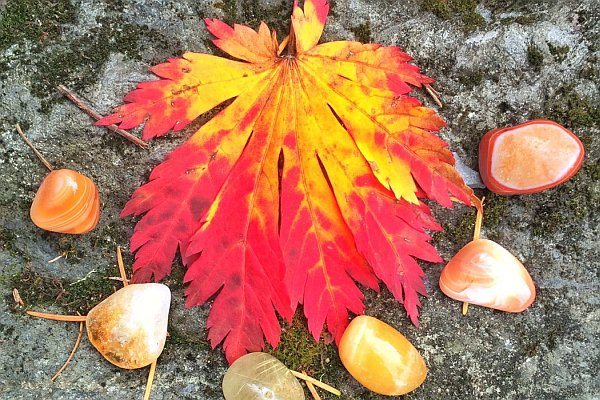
1, 0, 598, 399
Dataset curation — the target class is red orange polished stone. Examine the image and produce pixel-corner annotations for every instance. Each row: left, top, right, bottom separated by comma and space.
479, 120, 584, 195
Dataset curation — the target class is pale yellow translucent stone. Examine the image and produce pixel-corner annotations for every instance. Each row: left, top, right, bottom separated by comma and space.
222, 352, 305, 400
339, 315, 427, 395
86, 283, 171, 369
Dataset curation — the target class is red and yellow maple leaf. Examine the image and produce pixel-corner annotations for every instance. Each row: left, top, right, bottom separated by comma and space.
98, 0, 475, 363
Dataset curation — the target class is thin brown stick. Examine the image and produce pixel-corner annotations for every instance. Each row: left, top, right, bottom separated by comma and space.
116, 246, 129, 286
290, 370, 341, 396
107, 277, 129, 283
302, 371, 322, 400
424, 83, 443, 108
13, 288, 24, 306
143, 360, 157, 400
51, 320, 84, 381
15, 124, 54, 171
56, 85, 148, 148
27, 310, 87, 322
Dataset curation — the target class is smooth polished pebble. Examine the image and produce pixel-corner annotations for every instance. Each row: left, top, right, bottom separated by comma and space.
339, 315, 427, 396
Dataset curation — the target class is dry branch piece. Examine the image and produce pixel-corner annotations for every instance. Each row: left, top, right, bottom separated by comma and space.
51, 320, 84, 381
56, 85, 148, 148
424, 83, 443, 107
289, 371, 341, 396
15, 124, 53, 171
12, 288, 24, 307
302, 371, 322, 400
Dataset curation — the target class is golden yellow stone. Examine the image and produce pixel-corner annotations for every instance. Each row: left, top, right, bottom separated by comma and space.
339, 315, 427, 396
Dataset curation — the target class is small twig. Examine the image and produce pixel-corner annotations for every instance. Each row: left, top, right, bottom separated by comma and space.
107, 277, 129, 283
144, 360, 157, 400
15, 124, 54, 171
473, 196, 485, 242
302, 371, 322, 400
48, 255, 64, 263
424, 83, 443, 108
69, 270, 97, 286
13, 288, 24, 307
290, 370, 341, 396
26, 310, 87, 322
56, 85, 148, 149
51, 319, 84, 381
116, 246, 129, 287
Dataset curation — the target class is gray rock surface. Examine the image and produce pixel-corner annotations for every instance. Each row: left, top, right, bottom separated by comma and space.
1, 0, 598, 399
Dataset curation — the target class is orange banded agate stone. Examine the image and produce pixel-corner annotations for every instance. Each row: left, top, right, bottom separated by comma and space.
339, 315, 427, 396
30, 169, 100, 234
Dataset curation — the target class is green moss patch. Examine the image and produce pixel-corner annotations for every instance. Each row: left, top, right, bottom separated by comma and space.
458, 69, 487, 87
213, 0, 291, 35
422, 0, 451, 19
351, 21, 373, 43
547, 43, 570, 62
579, 55, 598, 80
213, 0, 238, 26
9, 264, 119, 314
481, 193, 507, 228
31, 20, 175, 112
0, 228, 18, 253
267, 312, 336, 375
527, 44, 544, 70
541, 85, 600, 128
512, 15, 539, 25
0, 0, 76, 51
435, 207, 478, 245
422, 0, 484, 32
530, 186, 594, 237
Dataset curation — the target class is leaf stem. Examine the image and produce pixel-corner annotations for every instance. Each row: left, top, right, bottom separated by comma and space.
116, 246, 129, 286
287, 21, 297, 56
56, 85, 148, 149
302, 371, 322, 400
15, 124, 54, 172
51, 320, 84, 381
465, 196, 485, 315
290, 370, 341, 396
144, 360, 157, 400
26, 310, 87, 322
424, 84, 443, 108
